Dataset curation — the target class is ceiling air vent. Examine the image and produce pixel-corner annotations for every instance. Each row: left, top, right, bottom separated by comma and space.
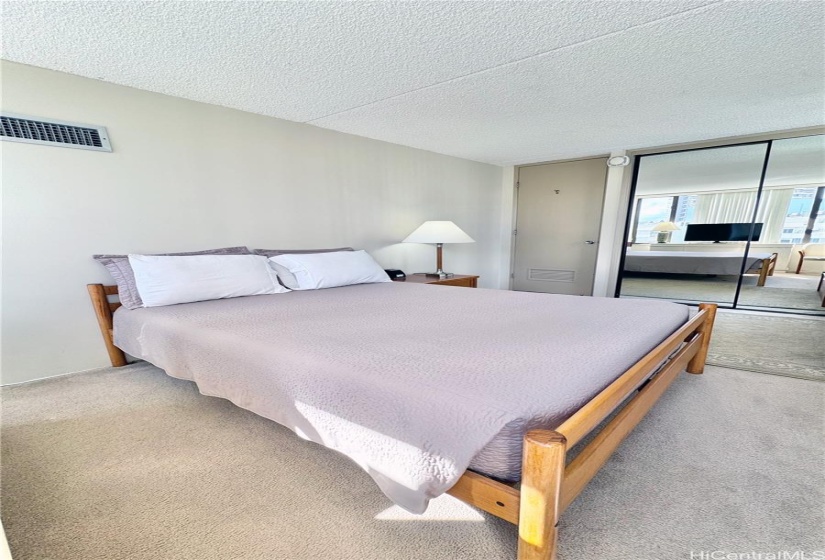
528, 268, 575, 282
0, 113, 112, 152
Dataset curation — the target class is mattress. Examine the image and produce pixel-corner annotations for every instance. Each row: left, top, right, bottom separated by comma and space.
624, 250, 772, 275
114, 282, 688, 512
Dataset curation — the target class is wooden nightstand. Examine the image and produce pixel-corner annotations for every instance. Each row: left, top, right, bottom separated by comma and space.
395, 273, 479, 288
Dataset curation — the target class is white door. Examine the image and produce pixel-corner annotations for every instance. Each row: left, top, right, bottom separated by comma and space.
513, 158, 607, 295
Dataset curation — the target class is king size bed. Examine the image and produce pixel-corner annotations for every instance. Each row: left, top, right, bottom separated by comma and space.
88, 280, 716, 560
624, 250, 778, 286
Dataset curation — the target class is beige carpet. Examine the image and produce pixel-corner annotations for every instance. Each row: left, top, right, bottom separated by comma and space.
2, 364, 823, 560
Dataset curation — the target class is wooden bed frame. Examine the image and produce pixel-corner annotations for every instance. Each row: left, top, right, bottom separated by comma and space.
755, 252, 778, 287
87, 283, 717, 560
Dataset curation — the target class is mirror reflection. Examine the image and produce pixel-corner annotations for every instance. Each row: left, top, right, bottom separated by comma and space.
619, 135, 825, 316
737, 135, 825, 312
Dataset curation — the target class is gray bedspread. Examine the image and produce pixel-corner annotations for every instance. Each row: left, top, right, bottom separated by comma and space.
114, 282, 688, 513
624, 250, 771, 275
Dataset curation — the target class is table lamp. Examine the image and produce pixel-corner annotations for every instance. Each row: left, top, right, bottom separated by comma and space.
652, 221, 680, 243
403, 221, 475, 278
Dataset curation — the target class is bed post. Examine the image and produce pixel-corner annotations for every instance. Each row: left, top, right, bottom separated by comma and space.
686, 303, 717, 374
757, 253, 778, 287
87, 284, 127, 367
517, 430, 567, 560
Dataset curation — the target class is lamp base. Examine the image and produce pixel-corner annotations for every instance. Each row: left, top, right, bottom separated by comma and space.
426, 250, 452, 278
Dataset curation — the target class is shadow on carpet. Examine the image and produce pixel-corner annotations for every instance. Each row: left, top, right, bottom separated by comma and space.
706, 312, 825, 382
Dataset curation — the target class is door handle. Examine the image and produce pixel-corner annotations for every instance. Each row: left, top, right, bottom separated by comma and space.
584, 240, 596, 245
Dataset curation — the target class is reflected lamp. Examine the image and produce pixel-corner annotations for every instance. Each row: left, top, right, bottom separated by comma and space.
652, 221, 680, 243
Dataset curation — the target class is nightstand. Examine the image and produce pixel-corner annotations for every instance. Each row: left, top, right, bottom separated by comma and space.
395, 273, 479, 288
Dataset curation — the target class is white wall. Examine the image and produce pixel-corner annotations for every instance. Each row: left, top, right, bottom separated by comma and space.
0, 61, 505, 385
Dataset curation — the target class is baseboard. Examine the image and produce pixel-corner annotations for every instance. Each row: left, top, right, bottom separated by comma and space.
0, 360, 144, 388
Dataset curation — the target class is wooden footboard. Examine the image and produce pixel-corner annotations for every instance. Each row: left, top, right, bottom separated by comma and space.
447, 303, 718, 560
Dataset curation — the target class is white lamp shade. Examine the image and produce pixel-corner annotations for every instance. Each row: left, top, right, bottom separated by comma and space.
652, 221, 680, 232
403, 221, 475, 244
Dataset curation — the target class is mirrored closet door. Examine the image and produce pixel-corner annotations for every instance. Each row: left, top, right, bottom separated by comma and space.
619, 142, 769, 307
736, 135, 825, 314
618, 134, 825, 316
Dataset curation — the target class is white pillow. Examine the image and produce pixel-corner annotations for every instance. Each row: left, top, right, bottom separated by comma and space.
269, 250, 390, 290
269, 261, 301, 290
129, 254, 288, 307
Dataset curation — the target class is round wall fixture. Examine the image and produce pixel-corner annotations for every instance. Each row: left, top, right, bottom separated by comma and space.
607, 156, 630, 167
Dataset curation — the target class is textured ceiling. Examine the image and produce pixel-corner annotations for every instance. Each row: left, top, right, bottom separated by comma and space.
2, 1, 823, 165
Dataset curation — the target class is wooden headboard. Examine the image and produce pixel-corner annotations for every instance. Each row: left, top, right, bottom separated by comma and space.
87, 284, 127, 367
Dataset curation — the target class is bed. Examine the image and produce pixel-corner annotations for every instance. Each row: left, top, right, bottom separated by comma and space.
624, 250, 778, 286
88, 281, 717, 560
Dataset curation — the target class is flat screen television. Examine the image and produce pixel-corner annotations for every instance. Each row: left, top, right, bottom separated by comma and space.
684, 222, 763, 243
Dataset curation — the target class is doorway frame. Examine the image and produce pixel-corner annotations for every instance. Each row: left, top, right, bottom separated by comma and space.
511, 155, 610, 294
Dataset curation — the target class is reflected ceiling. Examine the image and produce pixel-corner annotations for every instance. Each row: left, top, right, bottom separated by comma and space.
635, 135, 825, 196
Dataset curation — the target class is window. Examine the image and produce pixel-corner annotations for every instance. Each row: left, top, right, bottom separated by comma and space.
778, 186, 824, 244
631, 187, 823, 245
631, 197, 674, 243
